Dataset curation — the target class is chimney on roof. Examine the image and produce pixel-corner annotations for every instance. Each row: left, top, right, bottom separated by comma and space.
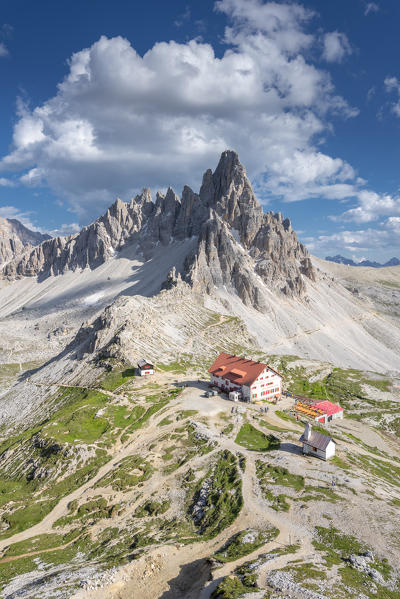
304, 422, 312, 441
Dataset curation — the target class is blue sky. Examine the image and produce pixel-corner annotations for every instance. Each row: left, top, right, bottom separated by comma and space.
1, 0, 400, 260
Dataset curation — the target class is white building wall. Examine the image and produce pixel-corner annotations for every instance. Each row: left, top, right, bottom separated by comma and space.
210, 367, 282, 402
332, 411, 343, 420
139, 368, 154, 376
302, 441, 335, 460
325, 441, 336, 458
249, 368, 282, 402
211, 375, 241, 392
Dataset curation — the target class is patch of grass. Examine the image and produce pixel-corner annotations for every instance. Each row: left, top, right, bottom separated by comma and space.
98, 367, 136, 391
296, 485, 342, 503
256, 463, 304, 491
223, 423, 234, 435
1, 499, 58, 539
284, 562, 327, 585
54, 497, 119, 527
162, 424, 215, 474
275, 410, 299, 425
255, 461, 293, 511
211, 574, 256, 599
121, 394, 176, 442
43, 387, 111, 444
3, 529, 81, 557
94, 455, 153, 492
378, 280, 400, 289
348, 453, 400, 489
313, 526, 366, 567
159, 417, 173, 426
213, 527, 279, 563
331, 455, 351, 470
177, 410, 198, 419
257, 419, 291, 433
157, 360, 194, 373
0, 555, 38, 589
0, 446, 109, 539
264, 490, 290, 511
389, 418, 400, 438
313, 526, 397, 597
105, 404, 145, 431
134, 499, 171, 518
45, 451, 109, 499
190, 450, 243, 539
235, 423, 280, 452
238, 455, 246, 471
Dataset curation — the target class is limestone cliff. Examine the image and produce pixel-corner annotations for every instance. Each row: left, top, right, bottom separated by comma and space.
2, 151, 316, 307
0, 217, 50, 266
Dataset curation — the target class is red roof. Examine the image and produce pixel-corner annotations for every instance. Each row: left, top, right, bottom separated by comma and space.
208, 353, 282, 387
311, 400, 343, 416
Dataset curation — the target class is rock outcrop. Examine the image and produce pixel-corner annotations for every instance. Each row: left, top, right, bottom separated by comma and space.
0, 217, 50, 265
2, 150, 316, 308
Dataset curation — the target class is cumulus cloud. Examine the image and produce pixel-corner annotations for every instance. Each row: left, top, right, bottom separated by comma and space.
0, 1, 359, 223
334, 189, 400, 223
306, 217, 400, 255
364, 2, 379, 16
0, 42, 8, 57
322, 32, 352, 63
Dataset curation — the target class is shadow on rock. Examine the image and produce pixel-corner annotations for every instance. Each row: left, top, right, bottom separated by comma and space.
158, 557, 212, 599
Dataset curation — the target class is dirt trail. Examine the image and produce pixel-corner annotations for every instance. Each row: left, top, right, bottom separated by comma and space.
0, 533, 84, 563
2, 382, 400, 597
0, 387, 395, 555
0, 392, 184, 553
71, 449, 311, 599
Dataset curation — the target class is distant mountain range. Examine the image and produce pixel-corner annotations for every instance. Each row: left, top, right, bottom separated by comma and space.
325, 255, 400, 268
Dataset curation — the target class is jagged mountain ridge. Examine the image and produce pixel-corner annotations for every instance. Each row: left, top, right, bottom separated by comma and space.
326, 254, 400, 268
2, 151, 315, 307
0, 216, 50, 265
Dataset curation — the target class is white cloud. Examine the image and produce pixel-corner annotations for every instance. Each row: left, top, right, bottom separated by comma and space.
0, 42, 8, 57
0, 177, 15, 187
322, 32, 352, 63
0, 205, 40, 231
334, 189, 400, 223
20, 167, 45, 186
48, 223, 80, 237
215, 0, 315, 54
0, 2, 359, 223
384, 76, 400, 117
306, 217, 400, 256
364, 3, 379, 16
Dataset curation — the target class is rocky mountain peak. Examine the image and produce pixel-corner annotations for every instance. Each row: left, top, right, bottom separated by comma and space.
200, 149, 263, 246
2, 150, 316, 308
0, 216, 50, 266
